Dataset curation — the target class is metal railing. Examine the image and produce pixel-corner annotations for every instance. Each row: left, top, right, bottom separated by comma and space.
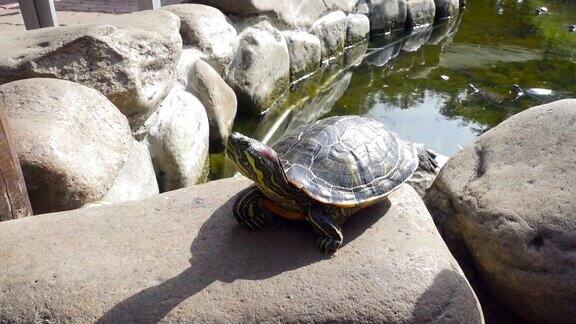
18, 0, 162, 30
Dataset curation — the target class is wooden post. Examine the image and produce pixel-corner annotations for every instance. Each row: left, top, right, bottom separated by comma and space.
0, 106, 33, 221
18, 0, 58, 30
137, 0, 162, 11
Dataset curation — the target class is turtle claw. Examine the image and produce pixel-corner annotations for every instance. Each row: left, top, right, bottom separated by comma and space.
317, 237, 342, 255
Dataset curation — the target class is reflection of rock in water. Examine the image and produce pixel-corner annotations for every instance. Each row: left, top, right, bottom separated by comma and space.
427, 15, 462, 45
402, 26, 433, 52
365, 38, 403, 67
344, 40, 369, 68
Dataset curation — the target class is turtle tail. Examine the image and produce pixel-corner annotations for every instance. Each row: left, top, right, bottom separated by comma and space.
416, 146, 439, 174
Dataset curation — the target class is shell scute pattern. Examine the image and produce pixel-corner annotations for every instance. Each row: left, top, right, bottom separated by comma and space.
273, 116, 419, 206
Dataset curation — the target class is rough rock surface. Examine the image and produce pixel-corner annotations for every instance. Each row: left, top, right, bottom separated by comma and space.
309, 11, 349, 60
163, 4, 237, 73
0, 178, 483, 323
0, 10, 182, 127
283, 31, 322, 81
136, 88, 209, 192
345, 13, 370, 46
227, 21, 290, 115
434, 0, 459, 20
90, 141, 159, 207
366, 0, 407, 33
0, 78, 132, 214
188, 60, 237, 152
186, 0, 358, 28
425, 99, 576, 323
406, 0, 436, 30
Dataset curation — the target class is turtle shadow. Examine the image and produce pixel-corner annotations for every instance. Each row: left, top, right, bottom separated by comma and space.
96, 191, 391, 323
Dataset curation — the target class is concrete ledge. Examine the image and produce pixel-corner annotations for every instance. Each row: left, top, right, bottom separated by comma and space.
0, 178, 483, 323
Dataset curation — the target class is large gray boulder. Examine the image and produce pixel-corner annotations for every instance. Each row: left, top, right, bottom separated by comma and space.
136, 88, 209, 192
188, 60, 237, 152
309, 11, 349, 60
406, 0, 436, 30
283, 31, 322, 81
0, 178, 484, 323
0, 10, 182, 128
163, 4, 238, 73
226, 21, 290, 115
366, 0, 407, 33
186, 0, 358, 28
0, 78, 143, 214
425, 99, 576, 323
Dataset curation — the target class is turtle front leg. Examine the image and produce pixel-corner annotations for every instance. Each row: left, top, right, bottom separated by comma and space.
233, 186, 267, 230
307, 204, 343, 254
416, 145, 439, 173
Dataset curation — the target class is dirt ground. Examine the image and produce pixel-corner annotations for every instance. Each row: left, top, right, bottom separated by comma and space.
0, 0, 183, 33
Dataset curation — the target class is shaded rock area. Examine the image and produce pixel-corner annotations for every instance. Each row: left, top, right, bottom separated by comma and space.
188, 60, 237, 152
227, 21, 290, 115
434, 0, 460, 20
0, 78, 156, 214
0, 10, 182, 128
0, 178, 483, 323
366, 0, 408, 33
425, 99, 576, 323
135, 88, 210, 192
406, 0, 436, 30
163, 4, 237, 73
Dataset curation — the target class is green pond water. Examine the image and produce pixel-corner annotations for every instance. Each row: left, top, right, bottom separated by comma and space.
210, 0, 576, 180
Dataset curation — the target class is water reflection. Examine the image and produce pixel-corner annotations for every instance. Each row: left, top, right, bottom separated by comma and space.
211, 0, 576, 179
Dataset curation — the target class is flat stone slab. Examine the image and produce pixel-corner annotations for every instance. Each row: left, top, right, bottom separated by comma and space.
0, 178, 483, 323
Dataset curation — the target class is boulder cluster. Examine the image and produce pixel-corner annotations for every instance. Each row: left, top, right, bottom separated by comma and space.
0, 0, 459, 213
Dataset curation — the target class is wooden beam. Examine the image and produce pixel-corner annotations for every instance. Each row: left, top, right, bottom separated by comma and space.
0, 106, 33, 221
18, 0, 58, 30
137, 0, 162, 11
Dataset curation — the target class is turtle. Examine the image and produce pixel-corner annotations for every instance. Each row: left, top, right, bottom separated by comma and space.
569, 24, 576, 33
225, 115, 438, 254
511, 84, 565, 102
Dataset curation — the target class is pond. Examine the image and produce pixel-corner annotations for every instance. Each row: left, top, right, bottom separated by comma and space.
210, 0, 576, 180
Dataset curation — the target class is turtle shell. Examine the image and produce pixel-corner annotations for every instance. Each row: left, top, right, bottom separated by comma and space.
273, 116, 419, 206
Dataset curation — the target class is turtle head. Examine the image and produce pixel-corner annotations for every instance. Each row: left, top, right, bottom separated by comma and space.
226, 132, 285, 184
511, 84, 525, 99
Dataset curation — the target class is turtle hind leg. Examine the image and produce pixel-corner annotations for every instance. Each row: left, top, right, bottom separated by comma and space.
233, 186, 267, 230
307, 204, 343, 255
416, 145, 439, 174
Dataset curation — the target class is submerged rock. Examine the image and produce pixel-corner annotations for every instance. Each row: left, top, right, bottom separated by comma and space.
425, 99, 576, 322
188, 60, 237, 152
309, 11, 349, 61
227, 21, 290, 115
0, 10, 182, 128
136, 88, 209, 192
284, 31, 322, 82
164, 4, 238, 73
0, 78, 137, 214
0, 178, 484, 323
